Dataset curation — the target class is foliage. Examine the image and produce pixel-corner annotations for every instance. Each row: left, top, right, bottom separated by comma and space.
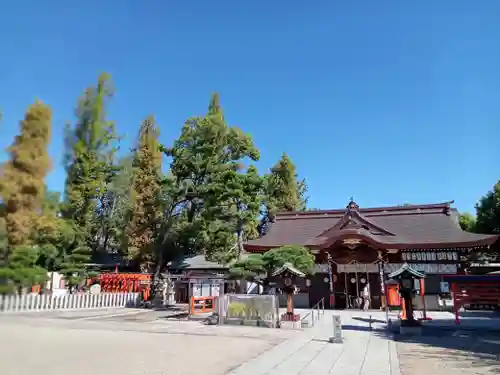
63, 73, 119, 246
204, 165, 263, 261
264, 153, 307, 213
0, 245, 48, 294
1, 80, 315, 293
125, 116, 163, 270
227, 302, 247, 317
0, 101, 52, 250
459, 212, 477, 232
161, 93, 260, 265
57, 224, 91, 291
475, 181, 500, 234
261, 245, 315, 275
62, 73, 119, 281
100, 156, 134, 257
258, 153, 308, 237
229, 245, 315, 282
229, 254, 266, 280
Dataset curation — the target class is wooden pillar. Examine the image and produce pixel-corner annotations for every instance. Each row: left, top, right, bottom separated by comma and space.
287, 292, 293, 314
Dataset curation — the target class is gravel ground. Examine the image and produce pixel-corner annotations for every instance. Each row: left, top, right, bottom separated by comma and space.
397, 334, 500, 375
0, 318, 288, 375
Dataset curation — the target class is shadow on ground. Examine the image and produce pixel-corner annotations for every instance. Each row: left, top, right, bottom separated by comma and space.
369, 320, 500, 374
352, 316, 386, 324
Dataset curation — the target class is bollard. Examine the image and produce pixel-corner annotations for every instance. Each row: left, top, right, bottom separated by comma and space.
329, 314, 343, 343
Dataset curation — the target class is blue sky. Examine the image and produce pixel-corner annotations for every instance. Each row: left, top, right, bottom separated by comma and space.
0, 1, 498, 213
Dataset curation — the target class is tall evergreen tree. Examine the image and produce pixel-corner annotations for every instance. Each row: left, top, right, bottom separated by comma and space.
97, 155, 134, 259
62, 73, 119, 281
204, 165, 263, 261
258, 153, 307, 237
0, 101, 52, 255
162, 92, 259, 261
126, 116, 163, 271
265, 153, 307, 213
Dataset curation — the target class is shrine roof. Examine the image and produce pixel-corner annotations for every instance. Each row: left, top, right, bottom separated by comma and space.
245, 201, 499, 251
169, 255, 227, 270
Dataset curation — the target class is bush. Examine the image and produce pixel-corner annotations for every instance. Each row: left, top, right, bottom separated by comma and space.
227, 302, 247, 317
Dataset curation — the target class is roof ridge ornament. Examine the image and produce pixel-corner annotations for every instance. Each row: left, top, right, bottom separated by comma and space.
347, 197, 359, 211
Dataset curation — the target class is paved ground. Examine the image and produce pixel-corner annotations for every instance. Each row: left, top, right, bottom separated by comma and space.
1, 308, 500, 375
397, 338, 500, 375
228, 310, 400, 375
0, 309, 296, 375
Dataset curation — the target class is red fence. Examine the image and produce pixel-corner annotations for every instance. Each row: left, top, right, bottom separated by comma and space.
90, 273, 152, 300
443, 275, 500, 324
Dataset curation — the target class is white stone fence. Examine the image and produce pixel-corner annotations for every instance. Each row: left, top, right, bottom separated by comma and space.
0, 292, 140, 313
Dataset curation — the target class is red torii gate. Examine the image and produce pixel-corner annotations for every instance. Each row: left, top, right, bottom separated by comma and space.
442, 274, 500, 324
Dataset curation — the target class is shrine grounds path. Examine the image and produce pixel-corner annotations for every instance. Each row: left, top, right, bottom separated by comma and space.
1, 308, 499, 375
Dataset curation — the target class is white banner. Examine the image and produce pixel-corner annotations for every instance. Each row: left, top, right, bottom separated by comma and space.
384, 263, 457, 275
336, 263, 379, 273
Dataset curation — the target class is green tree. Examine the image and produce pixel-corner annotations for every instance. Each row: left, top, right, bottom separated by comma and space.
99, 155, 134, 259
261, 245, 315, 274
264, 153, 307, 213
229, 245, 315, 282
163, 92, 259, 260
258, 153, 307, 237
475, 181, 500, 234
125, 116, 163, 271
0, 245, 48, 294
63, 73, 119, 263
62, 73, 119, 283
459, 212, 477, 232
0, 101, 52, 253
204, 165, 263, 261
229, 254, 266, 280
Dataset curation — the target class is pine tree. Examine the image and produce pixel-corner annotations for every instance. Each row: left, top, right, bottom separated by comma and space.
264, 153, 308, 213
97, 155, 134, 260
126, 116, 163, 271
0, 245, 48, 294
0, 101, 52, 254
162, 92, 260, 262
62, 73, 118, 281
204, 165, 263, 261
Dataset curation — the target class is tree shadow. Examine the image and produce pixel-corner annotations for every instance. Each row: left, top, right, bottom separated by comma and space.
352, 316, 386, 324
375, 323, 500, 374
342, 324, 386, 333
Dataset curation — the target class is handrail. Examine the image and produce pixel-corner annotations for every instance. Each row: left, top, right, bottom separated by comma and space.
300, 297, 325, 327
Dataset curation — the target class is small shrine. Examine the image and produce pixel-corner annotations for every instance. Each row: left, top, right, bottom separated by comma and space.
272, 263, 305, 322
388, 263, 425, 333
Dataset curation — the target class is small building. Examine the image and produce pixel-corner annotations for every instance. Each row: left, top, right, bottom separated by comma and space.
245, 200, 499, 309
168, 255, 227, 303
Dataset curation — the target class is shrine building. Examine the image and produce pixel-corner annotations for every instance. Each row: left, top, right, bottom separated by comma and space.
244, 200, 499, 310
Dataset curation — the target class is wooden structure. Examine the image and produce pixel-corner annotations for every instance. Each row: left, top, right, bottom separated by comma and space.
95, 273, 152, 300
443, 274, 500, 324
168, 255, 226, 303
245, 200, 499, 309
272, 263, 305, 321
190, 296, 216, 315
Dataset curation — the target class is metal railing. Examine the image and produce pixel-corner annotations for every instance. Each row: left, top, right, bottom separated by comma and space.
300, 297, 325, 327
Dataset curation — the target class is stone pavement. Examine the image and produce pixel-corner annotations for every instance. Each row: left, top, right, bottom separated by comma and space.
227, 310, 400, 375
0, 309, 296, 375
0, 308, 401, 375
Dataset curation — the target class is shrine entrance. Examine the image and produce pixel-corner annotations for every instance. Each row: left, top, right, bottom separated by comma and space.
333, 263, 382, 309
